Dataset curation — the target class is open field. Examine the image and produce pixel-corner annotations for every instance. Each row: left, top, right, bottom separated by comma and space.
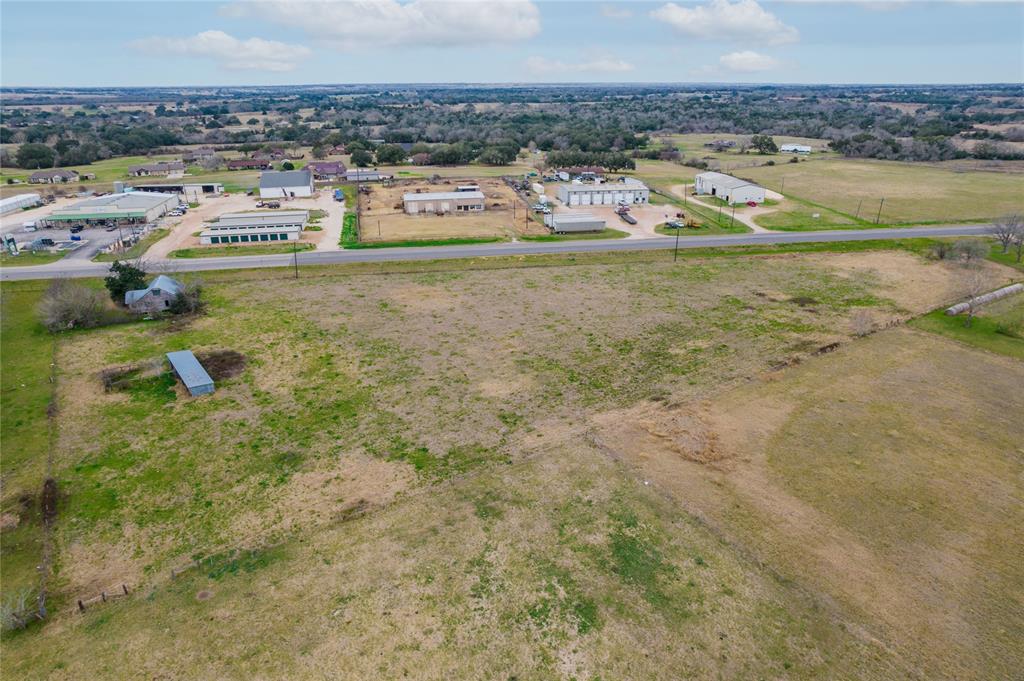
742, 158, 1024, 225
0, 251, 68, 267
169, 242, 315, 258
910, 293, 1024, 359
357, 177, 547, 243
659, 133, 837, 172
1, 243, 1021, 678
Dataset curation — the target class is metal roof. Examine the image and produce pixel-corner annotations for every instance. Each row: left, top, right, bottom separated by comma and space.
63, 191, 177, 211
552, 213, 604, 224
200, 226, 301, 237
166, 350, 214, 396
259, 170, 312, 189
403, 191, 485, 201
125, 275, 183, 305
695, 172, 761, 191
561, 181, 648, 192
211, 210, 308, 227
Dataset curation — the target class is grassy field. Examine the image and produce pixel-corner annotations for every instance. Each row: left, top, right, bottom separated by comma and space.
0, 251, 67, 267
93, 229, 169, 262
344, 236, 504, 249
742, 158, 1024, 224
910, 294, 1024, 359
1, 244, 1021, 678
169, 242, 315, 258
658, 133, 836, 172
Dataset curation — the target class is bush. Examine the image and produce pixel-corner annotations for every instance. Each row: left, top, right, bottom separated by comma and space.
952, 239, 989, 266
168, 278, 205, 315
38, 280, 107, 332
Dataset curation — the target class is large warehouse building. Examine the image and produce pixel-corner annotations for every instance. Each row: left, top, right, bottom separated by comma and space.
693, 172, 766, 205
0, 192, 41, 216
259, 170, 314, 199
403, 190, 485, 215
130, 182, 223, 202
199, 210, 308, 244
557, 179, 649, 207
42, 191, 178, 227
545, 212, 606, 233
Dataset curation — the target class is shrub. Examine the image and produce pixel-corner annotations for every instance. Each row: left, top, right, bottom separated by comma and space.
168, 278, 205, 315
952, 239, 989, 266
38, 280, 107, 332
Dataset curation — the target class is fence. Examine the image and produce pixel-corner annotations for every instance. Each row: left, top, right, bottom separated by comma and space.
77, 585, 130, 613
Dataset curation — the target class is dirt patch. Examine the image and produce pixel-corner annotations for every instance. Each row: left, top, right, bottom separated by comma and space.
195, 590, 214, 601
593, 402, 725, 466
41, 478, 58, 524
0, 512, 20, 530
195, 350, 247, 381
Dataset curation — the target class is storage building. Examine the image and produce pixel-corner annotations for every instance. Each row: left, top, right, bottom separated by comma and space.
546, 213, 606, 233
780, 144, 812, 154
557, 179, 649, 207
166, 350, 215, 396
345, 169, 391, 182
200, 210, 307, 244
404, 191, 485, 215
0, 192, 41, 215
42, 191, 178, 227
693, 172, 766, 205
131, 182, 223, 202
259, 170, 314, 199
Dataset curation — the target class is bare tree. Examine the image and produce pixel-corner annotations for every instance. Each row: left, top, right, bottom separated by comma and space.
990, 213, 1021, 254
1, 588, 35, 632
849, 309, 875, 337
952, 238, 989, 267
38, 280, 107, 332
1013, 222, 1024, 264
960, 269, 989, 327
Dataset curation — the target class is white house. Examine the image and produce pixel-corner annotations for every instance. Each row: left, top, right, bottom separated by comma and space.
259, 170, 314, 199
693, 172, 766, 205
780, 144, 812, 154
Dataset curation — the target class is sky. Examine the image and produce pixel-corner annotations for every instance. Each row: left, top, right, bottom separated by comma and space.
1, 0, 1022, 87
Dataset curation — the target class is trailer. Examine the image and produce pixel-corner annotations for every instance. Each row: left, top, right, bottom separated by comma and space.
546, 212, 605, 234
618, 213, 637, 225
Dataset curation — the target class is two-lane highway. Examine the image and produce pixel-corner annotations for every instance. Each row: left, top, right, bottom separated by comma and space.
0, 224, 995, 281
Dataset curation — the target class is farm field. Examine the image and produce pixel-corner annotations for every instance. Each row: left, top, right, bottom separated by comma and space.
659, 133, 837, 172
742, 158, 1024, 225
1, 244, 1021, 679
357, 177, 547, 243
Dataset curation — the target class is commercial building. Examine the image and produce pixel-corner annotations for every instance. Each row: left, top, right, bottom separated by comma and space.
199, 210, 307, 244
166, 350, 215, 397
30, 169, 79, 184
780, 144, 812, 154
545, 213, 606, 233
403, 190, 485, 215
259, 170, 314, 199
557, 178, 649, 207
129, 182, 223, 202
0, 192, 41, 215
125, 275, 183, 313
42, 191, 178, 227
127, 161, 185, 178
693, 172, 766, 205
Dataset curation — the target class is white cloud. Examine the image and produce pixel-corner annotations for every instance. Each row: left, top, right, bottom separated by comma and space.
719, 50, 781, 71
526, 55, 635, 76
132, 30, 311, 72
650, 0, 800, 46
222, 0, 541, 49
600, 4, 634, 19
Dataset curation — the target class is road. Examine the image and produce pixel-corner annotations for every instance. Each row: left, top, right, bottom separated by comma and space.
0, 224, 995, 281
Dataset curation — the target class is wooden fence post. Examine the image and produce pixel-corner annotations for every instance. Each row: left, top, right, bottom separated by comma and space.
78, 600, 85, 613
122, 584, 129, 595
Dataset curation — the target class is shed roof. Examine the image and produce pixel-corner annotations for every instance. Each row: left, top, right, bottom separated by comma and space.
695, 172, 761, 191
403, 191, 485, 202
259, 170, 312, 189
125, 275, 183, 305
166, 350, 214, 395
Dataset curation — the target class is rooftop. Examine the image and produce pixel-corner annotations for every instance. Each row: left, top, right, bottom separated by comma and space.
695, 172, 762, 191
166, 350, 214, 395
58, 191, 178, 212
259, 170, 312, 189
403, 191, 485, 201
125, 275, 183, 305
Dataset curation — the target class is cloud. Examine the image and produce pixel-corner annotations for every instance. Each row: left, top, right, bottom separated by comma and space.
526, 55, 635, 76
222, 0, 541, 49
719, 50, 781, 71
132, 30, 310, 72
650, 0, 799, 45
600, 4, 634, 19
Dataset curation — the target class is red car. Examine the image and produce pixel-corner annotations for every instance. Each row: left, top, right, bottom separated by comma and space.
746, 201, 757, 207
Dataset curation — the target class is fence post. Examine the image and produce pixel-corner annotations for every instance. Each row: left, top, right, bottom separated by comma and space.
78, 599, 85, 613
101, 591, 106, 603
122, 584, 129, 595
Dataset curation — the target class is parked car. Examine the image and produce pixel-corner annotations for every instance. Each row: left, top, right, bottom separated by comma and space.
70, 235, 82, 241
69, 225, 84, 233
105, 225, 117, 232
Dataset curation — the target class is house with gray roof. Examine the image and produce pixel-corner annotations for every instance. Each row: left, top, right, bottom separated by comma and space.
259, 169, 314, 199
124, 275, 183, 313
128, 161, 186, 178
30, 169, 80, 184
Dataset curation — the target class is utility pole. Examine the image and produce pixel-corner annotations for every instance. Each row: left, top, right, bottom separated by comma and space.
875, 197, 885, 224
780, 177, 785, 195
673, 220, 681, 262
731, 205, 736, 228
855, 198, 863, 220
292, 239, 299, 278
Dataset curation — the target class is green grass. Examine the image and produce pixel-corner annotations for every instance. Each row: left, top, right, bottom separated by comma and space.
647, 188, 750, 234
0, 250, 67, 267
346, 236, 504, 249
520, 228, 629, 241
93, 228, 168, 262
340, 212, 358, 247
169, 243, 315, 258
909, 297, 1024, 359
988, 245, 1024, 272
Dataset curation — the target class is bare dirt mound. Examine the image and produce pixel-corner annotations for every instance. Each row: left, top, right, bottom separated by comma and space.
592, 401, 725, 466
195, 350, 247, 380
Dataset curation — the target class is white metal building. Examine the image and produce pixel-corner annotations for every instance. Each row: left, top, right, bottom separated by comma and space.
557, 179, 649, 207
693, 172, 766, 205
43, 191, 178, 226
259, 170, 314, 199
545, 212, 606, 233
0, 192, 41, 215
404, 191, 485, 215
780, 144, 812, 154
201, 226, 301, 245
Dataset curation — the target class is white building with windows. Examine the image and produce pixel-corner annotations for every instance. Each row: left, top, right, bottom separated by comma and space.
693, 172, 766, 205
199, 210, 307, 244
403, 190, 485, 215
556, 178, 649, 207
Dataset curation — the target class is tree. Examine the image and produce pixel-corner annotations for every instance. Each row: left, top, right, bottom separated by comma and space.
375, 144, 407, 165
168, 279, 205, 314
38, 280, 107, 332
16, 143, 55, 169
1014, 223, 1024, 264
952, 239, 988, 266
350, 148, 373, 167
312, 145, 328, 159
960, 269, 989, 328
281, 160, 295, 170
104, 260, 147, 304
990, 213, 1021, 254
751, 134, 778, 154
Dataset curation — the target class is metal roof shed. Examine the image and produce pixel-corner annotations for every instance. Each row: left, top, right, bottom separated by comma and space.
166, 350, 215, 396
